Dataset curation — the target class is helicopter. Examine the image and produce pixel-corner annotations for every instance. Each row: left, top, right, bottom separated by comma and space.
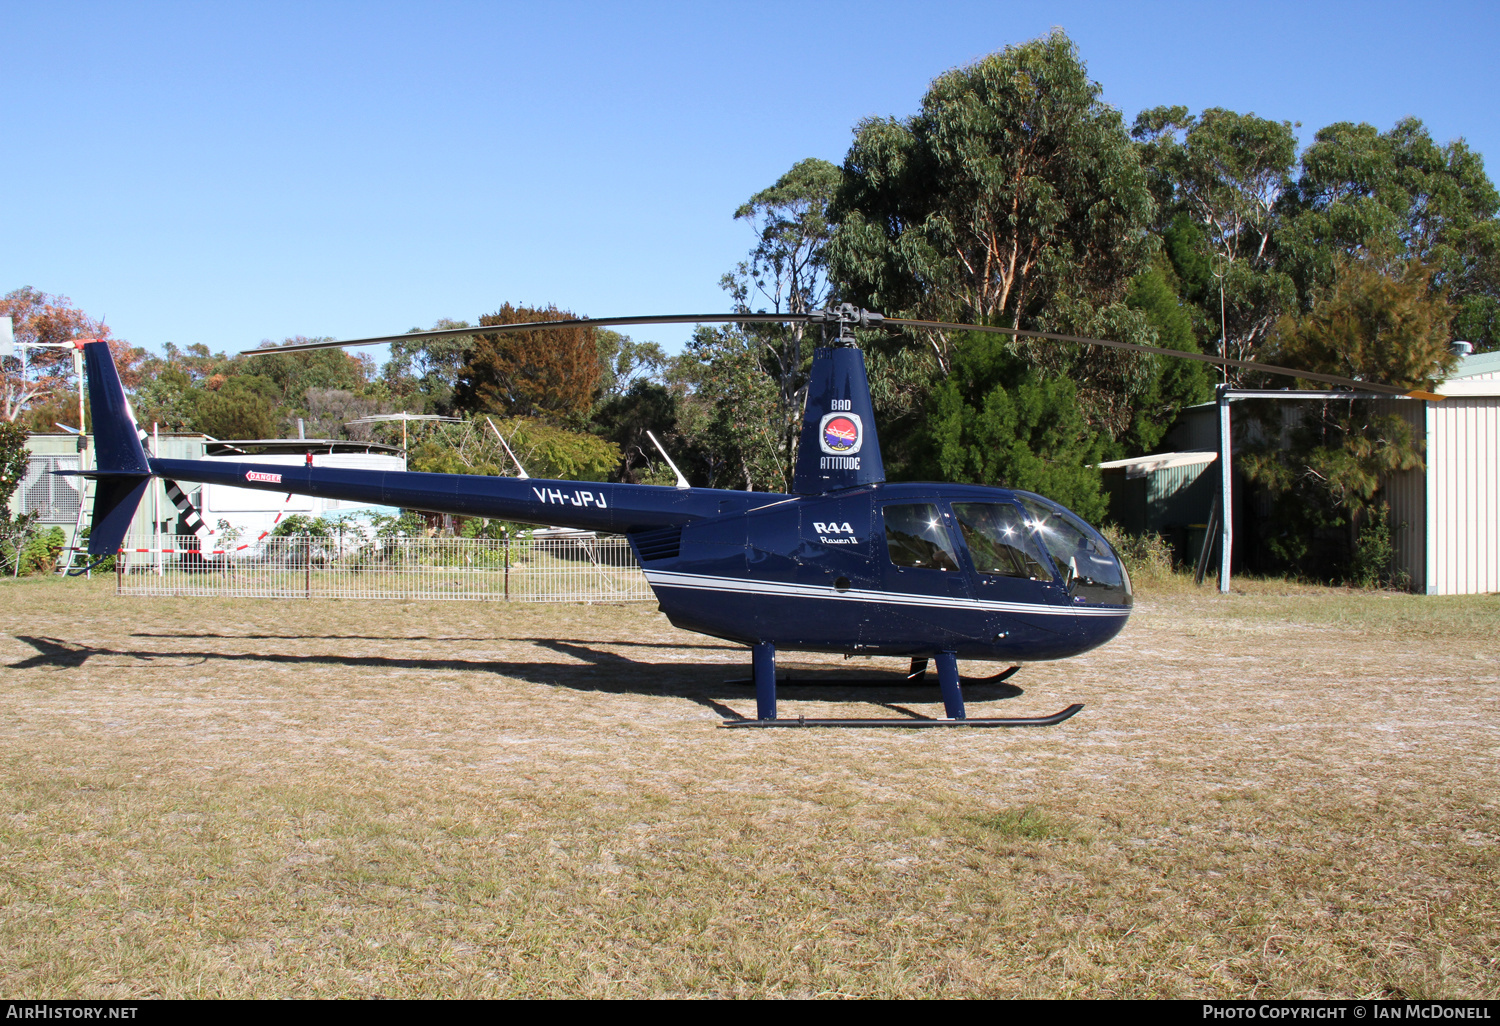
67, 304, 1440, 728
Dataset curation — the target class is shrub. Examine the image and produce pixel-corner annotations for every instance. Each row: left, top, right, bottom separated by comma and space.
1352, 501, 1410, 590
19, 526, 66, 575
1100, 525, 1177, 583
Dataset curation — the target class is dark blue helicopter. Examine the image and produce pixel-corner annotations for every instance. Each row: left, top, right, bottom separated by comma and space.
70, 304, 1434, 727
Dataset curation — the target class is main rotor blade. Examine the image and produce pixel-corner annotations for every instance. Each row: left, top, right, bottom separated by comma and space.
241, 309, 1442, 400
885, 318, 1442, 399
239, 313, 807, 356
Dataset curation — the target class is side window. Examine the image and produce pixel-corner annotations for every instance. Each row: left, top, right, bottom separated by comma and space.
952, 503, 1053, 580
882, 503, 959, 571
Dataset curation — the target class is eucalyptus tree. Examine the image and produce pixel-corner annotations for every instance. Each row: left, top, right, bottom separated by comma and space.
669, 325, 786, 492
826, 30, 1167, 468
383, 319, 475, 416
722, 157, 842, 471
1278, 117, 1500, 351
594, 330, 667, 403
830, 31, 1156, 370
1131, 105, 1300, 376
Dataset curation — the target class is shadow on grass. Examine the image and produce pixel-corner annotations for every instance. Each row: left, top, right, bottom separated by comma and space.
10, 634, 1029, 722
130, 633, 740, 652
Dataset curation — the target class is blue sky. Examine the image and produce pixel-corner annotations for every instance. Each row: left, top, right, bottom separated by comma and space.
3, 1, 1496, 359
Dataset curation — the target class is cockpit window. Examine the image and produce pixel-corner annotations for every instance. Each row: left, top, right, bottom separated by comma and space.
952, 503, 1052, 581
882, 503, 959, 571
1016, 495, 1131, 605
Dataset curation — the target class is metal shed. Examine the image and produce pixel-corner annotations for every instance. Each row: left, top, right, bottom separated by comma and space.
1097, 451, 1218, 563
1155, 351, 1498, 595
1383, 351, 1500, 595
12, 432, 210, 553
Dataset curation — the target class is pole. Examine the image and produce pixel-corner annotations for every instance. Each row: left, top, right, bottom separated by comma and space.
152, 424, 161, 576
75, 348, 85, 450
1217, 386, 1233, 594
1219, 277, 1228, 386
503, 525, 510, 601
1194, 495, 1220, 587
74, 347, 89, 575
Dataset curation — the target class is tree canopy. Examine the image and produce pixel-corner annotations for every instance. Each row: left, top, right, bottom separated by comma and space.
454, 303, 600, 424
1279, 117, 1500, 350
829, 32, 1154, 344
1241, 254, 1457, 578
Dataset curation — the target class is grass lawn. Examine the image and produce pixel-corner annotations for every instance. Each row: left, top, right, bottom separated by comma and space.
0, 574, 1495, 998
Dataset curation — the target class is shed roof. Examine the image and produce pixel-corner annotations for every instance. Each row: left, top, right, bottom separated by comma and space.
1449, 350, 1500, 381
1095, 450, 1218, 478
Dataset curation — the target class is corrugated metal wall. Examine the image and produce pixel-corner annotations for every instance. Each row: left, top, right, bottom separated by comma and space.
1431, 398, 1499, 595
1149, 461, 1218, 530
1373, 399, 1427, 591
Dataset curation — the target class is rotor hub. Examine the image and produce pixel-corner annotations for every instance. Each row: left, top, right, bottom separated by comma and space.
807, 304, 884, 346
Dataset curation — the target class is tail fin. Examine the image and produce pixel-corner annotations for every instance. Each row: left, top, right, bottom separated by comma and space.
83, 341, 150, 474
792, 345, 886, 495
81, 341, 153, 554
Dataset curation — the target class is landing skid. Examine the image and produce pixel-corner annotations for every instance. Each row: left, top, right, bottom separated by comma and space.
721, 704, 1083, 729
729, 645, 1080, 729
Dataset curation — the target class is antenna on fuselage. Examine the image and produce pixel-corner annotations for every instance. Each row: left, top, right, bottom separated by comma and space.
646, 430, 690, 489
485, 417, 529, 479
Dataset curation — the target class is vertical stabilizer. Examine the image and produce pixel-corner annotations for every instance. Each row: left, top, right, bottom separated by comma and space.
80, 341, 153, 554
792, 345, 885, 494
83, 341, 150, 474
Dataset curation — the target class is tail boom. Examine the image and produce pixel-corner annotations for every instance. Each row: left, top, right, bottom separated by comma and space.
147, 457, 783, 535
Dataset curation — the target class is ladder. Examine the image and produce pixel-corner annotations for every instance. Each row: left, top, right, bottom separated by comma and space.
55, 453, 94, 576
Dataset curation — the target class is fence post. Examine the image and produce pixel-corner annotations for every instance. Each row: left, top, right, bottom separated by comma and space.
116, 546, 123, 592
503, 525, 510, 602
305, 534, 312, 599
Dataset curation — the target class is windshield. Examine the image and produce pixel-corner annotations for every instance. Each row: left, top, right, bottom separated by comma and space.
952, 503, 1052, 581
1016, 495, 1131, 606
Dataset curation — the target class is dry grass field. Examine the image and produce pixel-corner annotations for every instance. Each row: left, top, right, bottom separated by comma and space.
0, 575, 1496, 998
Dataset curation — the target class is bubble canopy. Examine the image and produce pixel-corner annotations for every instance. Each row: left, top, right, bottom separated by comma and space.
1014, 492, 1132, 607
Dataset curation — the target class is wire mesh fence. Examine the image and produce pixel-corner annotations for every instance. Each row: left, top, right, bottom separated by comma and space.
113, 533, 652, 603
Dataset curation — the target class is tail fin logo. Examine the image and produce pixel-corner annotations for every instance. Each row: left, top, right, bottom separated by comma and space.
819, 414, 862, 455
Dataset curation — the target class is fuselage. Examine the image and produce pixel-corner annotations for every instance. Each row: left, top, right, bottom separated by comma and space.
634, 480, 1131, 661
148, 456, 1130, 663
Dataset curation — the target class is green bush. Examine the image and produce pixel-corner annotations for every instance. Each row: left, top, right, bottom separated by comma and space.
19, 526, 66, 575
1352, 502, 1409, 590
1100, 526, 1177, 583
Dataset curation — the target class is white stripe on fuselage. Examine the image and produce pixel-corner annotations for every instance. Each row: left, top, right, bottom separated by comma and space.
641, 570, 1129, 618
